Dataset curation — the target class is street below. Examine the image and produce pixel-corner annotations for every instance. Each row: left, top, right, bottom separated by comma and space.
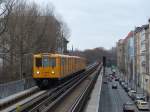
99, 69, 149, 112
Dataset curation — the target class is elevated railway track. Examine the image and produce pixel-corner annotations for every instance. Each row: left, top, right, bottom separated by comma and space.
0, 63, 102, 112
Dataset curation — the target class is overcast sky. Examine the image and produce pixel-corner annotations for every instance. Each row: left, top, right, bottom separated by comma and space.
35, 0, 150, 50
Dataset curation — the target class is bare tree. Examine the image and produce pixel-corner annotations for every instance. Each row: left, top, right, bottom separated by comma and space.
72, 47, 117, 65
0, 0, 14, 35
0, 0, 70, 83
61, 21, 71, 40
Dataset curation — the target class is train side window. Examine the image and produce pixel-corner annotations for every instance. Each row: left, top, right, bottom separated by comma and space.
61, 58, 65, 66
36, 58, 42, 67
43, 57, 49, 67
50, 58, 56, 67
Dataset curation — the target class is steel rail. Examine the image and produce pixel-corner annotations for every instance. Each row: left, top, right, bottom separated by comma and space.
28, 63, 99, 112
68, 65, 102, 112
40, 64, 100, 112
8, 63, 98, 112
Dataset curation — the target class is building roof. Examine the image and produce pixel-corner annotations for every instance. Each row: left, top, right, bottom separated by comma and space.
141, 24, 149, 30
134, 24, 149, 33
127, 31, 133, 37
134, 27, 142, 33
34, 53, 83, 59
123, 31, 133, 43
117, 39, 124, 45
63, 37, 69, 43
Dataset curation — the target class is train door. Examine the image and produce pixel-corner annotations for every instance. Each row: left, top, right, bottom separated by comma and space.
42, 56, 50, 77
75, 58, 77, 73
63, 57, 66, 78
72, 57, 73, 74
66, 57, 69, 75
60, 57, 62, 77
61, 57, 65, 78
58, 56, 61, 78
71, 58, 73, 74
68, 57, 70, 75
69, 58, 71, 75
73, 58, 76, 72
49, 57, 57, 78
67, 57, 69, 76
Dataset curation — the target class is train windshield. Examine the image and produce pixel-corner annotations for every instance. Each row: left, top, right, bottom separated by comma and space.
50, 58, 56, 67
35, 58, 42, 67
43, 57, 49, 67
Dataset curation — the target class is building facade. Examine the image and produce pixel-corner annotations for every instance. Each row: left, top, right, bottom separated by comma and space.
117, 18, 150, 95
117, 32, 134, 84
123, 31, 134, 86
134, 27, 142, 87
128, 32, 135, 88
117, 39, 124, 70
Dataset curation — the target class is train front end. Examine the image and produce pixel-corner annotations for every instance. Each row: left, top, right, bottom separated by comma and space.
33, 53, 60, 89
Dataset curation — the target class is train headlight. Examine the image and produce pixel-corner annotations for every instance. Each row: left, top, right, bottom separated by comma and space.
51, 71, 55, 74
36, 71, 40, 74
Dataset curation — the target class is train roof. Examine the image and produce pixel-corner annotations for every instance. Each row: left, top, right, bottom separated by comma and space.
33, 53, 85, 59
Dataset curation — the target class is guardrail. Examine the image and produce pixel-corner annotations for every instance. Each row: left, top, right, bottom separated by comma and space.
0, 77, 36, 99
0, 86, 39, 111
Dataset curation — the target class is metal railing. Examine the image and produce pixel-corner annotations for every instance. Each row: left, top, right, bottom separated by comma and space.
0, 77, 36, 99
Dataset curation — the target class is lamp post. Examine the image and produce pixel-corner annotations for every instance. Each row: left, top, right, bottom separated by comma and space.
145, 79, 149, 101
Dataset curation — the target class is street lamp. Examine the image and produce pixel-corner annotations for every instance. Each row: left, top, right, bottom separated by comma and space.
145, 79, 148, 101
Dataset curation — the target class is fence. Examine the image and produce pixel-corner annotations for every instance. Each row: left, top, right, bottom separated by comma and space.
0, 77, 36, 99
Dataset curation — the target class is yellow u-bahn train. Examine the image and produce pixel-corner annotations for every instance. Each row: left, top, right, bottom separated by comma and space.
33, 53, 86, 88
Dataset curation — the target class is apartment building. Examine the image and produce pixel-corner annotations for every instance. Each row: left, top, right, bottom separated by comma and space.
138, 25, 149, 91
134, 28, 140, 88
117, 18, 150, 95
123, 31, 134, 85
127, 32, 134, 88
117, 32, 134, 83
117, 39, 124, 71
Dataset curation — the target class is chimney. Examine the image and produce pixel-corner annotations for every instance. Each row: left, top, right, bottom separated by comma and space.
149, 18, 150, 23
